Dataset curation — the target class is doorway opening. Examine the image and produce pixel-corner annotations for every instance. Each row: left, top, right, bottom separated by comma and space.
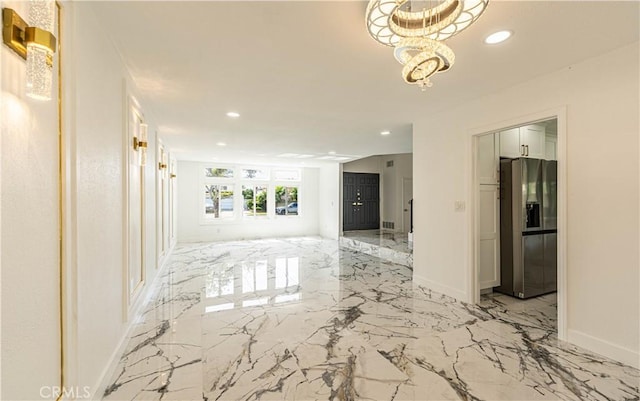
339, 153, 414, 269
471, 111, 566, 341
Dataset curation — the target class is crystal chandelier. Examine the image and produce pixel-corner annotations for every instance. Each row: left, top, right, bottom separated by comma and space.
366, 0, 489, 89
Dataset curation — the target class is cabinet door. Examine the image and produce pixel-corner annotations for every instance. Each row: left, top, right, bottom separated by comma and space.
479, 184, 500, 289
499, 128, 522, 158
478, 133, 499, 185
521, 125, 546, 158
545, 135, 557, 160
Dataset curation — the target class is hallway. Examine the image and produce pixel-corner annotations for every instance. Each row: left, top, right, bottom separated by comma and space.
102, 238, 638, 401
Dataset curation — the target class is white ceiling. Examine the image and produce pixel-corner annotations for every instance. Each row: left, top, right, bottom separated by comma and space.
89, 1, 639, 166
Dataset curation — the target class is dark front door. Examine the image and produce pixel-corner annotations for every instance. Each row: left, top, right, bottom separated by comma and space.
343, 173, 380, 231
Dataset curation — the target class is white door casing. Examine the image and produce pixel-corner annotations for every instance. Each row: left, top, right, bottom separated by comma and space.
402, 177, 413, 233
469, 107, 567, 342
126, 100, 146, 308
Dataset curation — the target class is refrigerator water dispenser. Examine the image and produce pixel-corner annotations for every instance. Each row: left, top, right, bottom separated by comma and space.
525, 202, 540, 229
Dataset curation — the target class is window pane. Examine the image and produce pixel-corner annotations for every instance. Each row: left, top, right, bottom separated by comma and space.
242, 185, 268, 217
204, 184, 234, 218
274, 169, 300, 181
205, 167, 234, 178
242, 168, 269, 180
275, 186, 298, 216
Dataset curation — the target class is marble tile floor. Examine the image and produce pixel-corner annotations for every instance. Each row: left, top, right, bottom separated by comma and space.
102, 237, 638, 401
342, 230, 412, 254
341, 230, 413, 268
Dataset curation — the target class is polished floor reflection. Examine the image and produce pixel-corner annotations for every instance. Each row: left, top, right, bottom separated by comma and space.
103, 237, 639, 401
341, 230, 413, 268
342, 229, 412, 253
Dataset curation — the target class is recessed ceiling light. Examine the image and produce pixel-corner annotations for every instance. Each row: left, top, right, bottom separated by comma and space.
226, 111, 240, 118
484, 30, 512, 45
380, 130, 391, 136
328, 151, 336, 155
217, 142, 226, 147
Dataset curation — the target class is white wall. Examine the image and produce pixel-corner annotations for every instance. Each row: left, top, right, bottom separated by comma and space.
69, 3, 165, 396
1, 1, 61, 398
318, 164, 340, 239
413, 43, 639, 367
381, 154, 412, 231
343, 155, 382, 174
177, 161, 320, 242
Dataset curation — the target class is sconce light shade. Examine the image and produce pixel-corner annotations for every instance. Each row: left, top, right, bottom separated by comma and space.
26, 0, 55, 101
139, 123, 148, 166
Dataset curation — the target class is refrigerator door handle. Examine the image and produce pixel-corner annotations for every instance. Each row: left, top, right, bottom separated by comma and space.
521, 144, 525, 156
525, 145, 529, 156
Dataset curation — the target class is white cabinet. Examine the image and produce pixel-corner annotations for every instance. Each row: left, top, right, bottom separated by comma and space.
479, 184, 500, 289
545, 134, 557, 160
520, 125, 545, 158
499, 127, 521, 158
499, 124, 546, 159
477, 133, 499, 185
478, 132, 501, 290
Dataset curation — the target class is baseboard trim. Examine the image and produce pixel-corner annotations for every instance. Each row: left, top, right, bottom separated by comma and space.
567, 329, 639, 369
89, 245, 175, 401
412, 273, 467, 302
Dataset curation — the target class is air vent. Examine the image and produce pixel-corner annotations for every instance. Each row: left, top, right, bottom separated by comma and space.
383, 221, 395, 229
386, 160, 394, 167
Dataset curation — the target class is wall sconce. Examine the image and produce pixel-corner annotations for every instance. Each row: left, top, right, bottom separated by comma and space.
133, 123, 148, 166
158, 151, 168, 171
2, 1, 57, 101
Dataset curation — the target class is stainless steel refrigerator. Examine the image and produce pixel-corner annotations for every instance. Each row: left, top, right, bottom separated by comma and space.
496, 158, 557, 299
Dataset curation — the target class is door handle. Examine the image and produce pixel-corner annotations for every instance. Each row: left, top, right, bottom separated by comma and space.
525, 145, 529, 156
521, 144, 525, 156
352, 202, 357, 206
356, 202, 363, 206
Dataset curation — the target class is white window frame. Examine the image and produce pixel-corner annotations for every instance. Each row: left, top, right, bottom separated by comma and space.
241, 183, 270, 219
201, 164, 237, 224
240, 166, 270, 181
274, 183, 301, 218
199, 164, 303, 224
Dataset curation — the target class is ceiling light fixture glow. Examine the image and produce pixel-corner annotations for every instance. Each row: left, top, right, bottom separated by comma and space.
365, 0, 489, 89
484, 30, 512, 44
217, 142, 226, 147
226, 111, 240, 118
380, 130, 391, 136
328, 151, 336, 155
